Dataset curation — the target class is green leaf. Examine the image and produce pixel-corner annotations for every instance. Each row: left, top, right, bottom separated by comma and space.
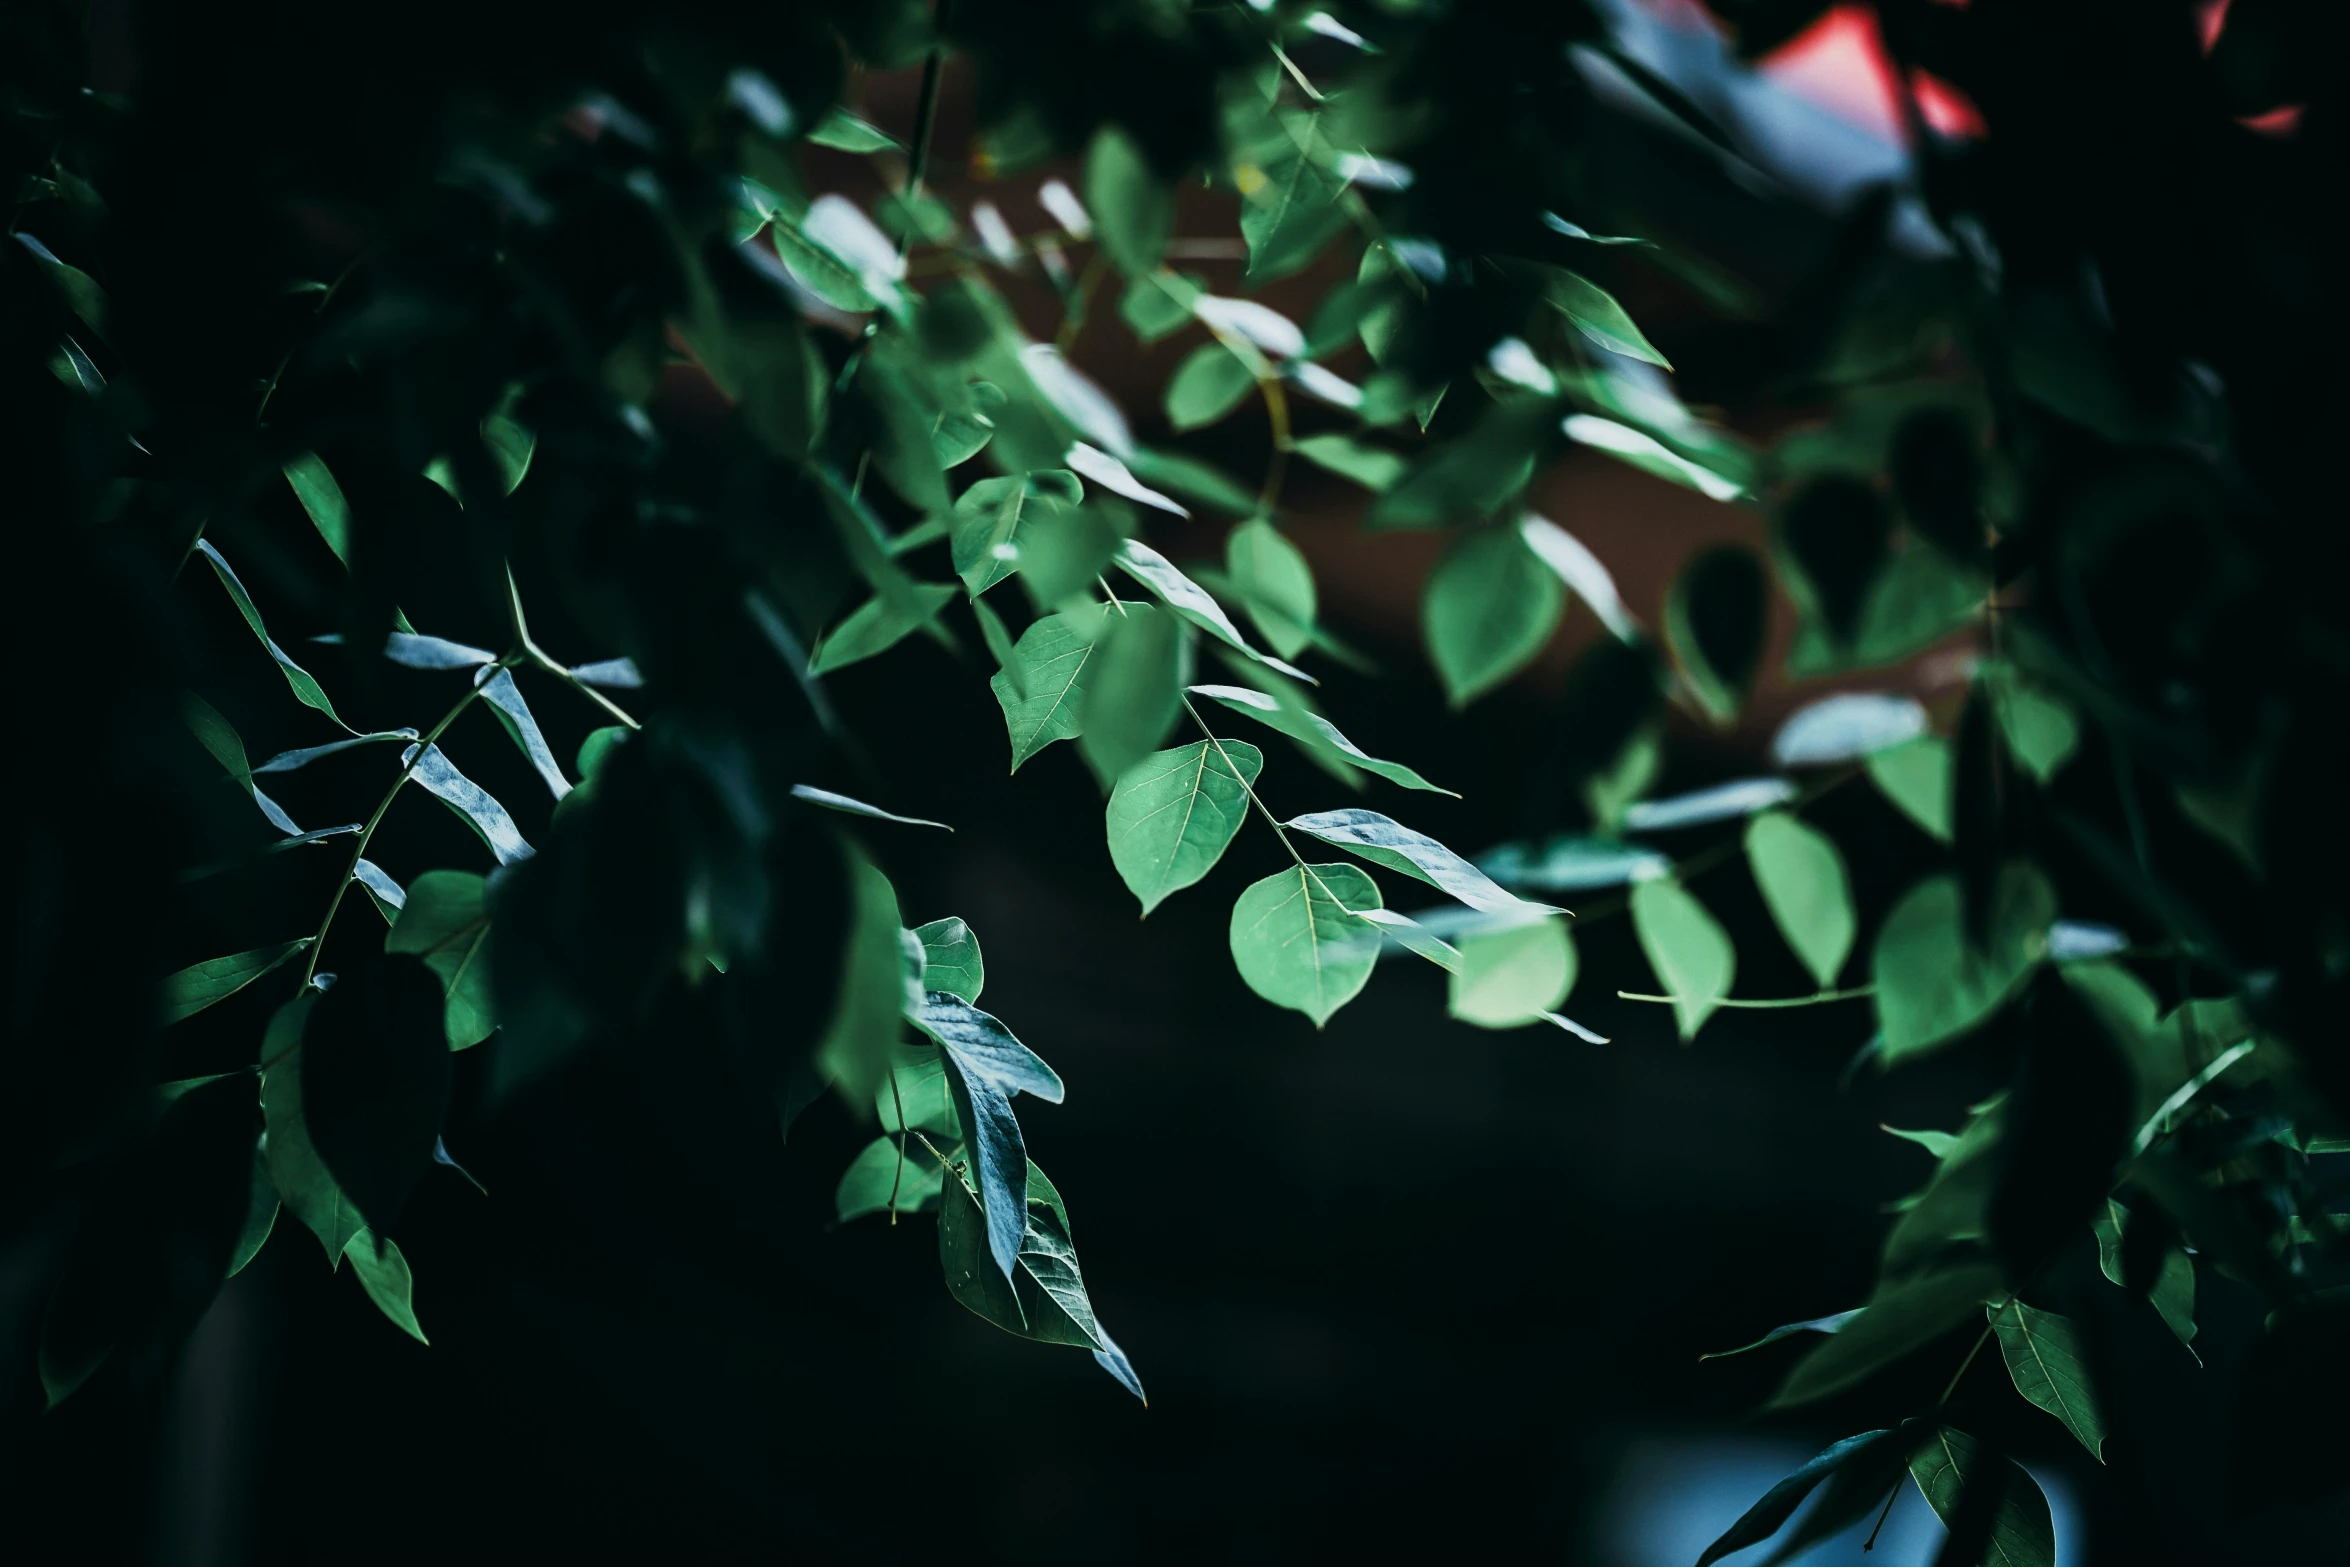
2095, 1201, 2199, 1357
990, 604, 1116, 770
1423, 525, 1563, 707
1229, 863, 1381, 1026
1700, 1308, 1862, 1360
1113, 540, 1283, 668
1693, 1428, 1898, 1567
1284, 808, 1528, 913
1992, 679, 2080, 785
1991, 1301, 2106, 1459
1561, 414, 1743, 501
1886, 1124, 1960, 1158
161, 939, 314, 1025
937, 1160, 1146, 1401
1105, 739, 1263, 915
1226, 519, 1317, 660
226, 1134, 278, 1278
1745, 811, 1856, 990
1545, 269, 1671, 368
1869, 735, 1955, 841
1165, 341, 1255, 430
1084, 125, 1172, 277
283, 454, 352, 567
1291, 432, 1408, 493
1908, 1427, 2057, 1567
1873, 863, 2054, 1063
837, 1134, 944, 1221
195, 540, 346, 727
259, 990, 366, 1264
1883, 1096, 2008, 1277
383, 870, 496, 1049
1630, 879, 1736, 1039
771, 216, 882, 312
1078, 604, 1184, 788
808, 582, 957, 674
911, 918, 984, 1003
1771, 1263, 2004, 1408
817, 854, 907, 1104
344, 1229, 428, 1343
1120, 271, 1203, 341
1448, 915, 1576, 1028
1190, 683, 1456, 795
1238, 117, 1350, 281
951, 470, 1083, 596
807, 107, 899, 152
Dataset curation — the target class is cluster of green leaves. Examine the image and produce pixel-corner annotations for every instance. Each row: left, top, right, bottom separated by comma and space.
12, 0, 2350, 1554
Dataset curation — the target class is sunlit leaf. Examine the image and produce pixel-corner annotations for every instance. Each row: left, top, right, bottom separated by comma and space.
404, 743, 534, 865
1106, 739, 1262, 915
1191, 683, 1454, 795
991, 603, 1116, 770
1745, 811, 1856, 990
1448, 914, 1576, 1028
1285, 808, 1529, 913
1869, 735, 1954, 842
1423, 525, 1562, 707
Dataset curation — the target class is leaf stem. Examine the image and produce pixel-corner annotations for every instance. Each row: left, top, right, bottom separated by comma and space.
887, 1071, 909, 1225
1937, 1301, 2007, 1411
506, 568, 641, 730
293, 673, 496, 994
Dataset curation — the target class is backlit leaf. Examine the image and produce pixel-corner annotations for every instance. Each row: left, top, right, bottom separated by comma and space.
1448, 914, 1576, 1028
1226, 519, 1317, 661
1908, 1427, 2057, 1567
195, 540, 346, 727
911, 918, 984, 1003
1078, 603, 1184, 788
1991, 1301, 2106, 1459
404, 744, 533, 865
283, 453, 352, 566
991, 604, 1116, 769
344, 1229, 427, 1343
384, 870, 496, 1049
1630, 878, 1735, 1039
1745, 811, 1856, 990
1873, 864, 2053, 1063
161, 939, 313, 1025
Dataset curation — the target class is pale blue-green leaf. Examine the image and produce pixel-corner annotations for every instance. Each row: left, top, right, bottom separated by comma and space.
1291, 432, 1407, 492
1285, 808, 1530, 913
1771, 693, 1929, 768
808, 107, 900, 152
1191, 683, 1456, 795
353, 860, 405, 922
808, 583, 957, 674
382, 632, 495, 669
251, 730, 416, 774
1624, 777, 1795, 834
1166, 341, 1256, 431
1562, 414, 1744, 501
1352, 907, 1462, 972
1519, 515, 1638, 642
1475, 835, 1668, 892
478, 668, 570, 799
403, 744, 534, 865
1069, 442, 1188, 516
1423, 525, 1563, 707
791, 784, 952, 831
1700, 1308, 1862, 1360
569, 658, 643, 688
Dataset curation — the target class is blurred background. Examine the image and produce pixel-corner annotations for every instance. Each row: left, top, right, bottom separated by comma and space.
6, 2, 2346, 1562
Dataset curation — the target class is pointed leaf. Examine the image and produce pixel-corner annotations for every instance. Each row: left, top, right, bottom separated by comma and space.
1908, 1428, 2057, 1567
1448, 914, 1576, 1028
283, 453, 352, 566
226, 1136, 278, 1279
478, 668, 570, 799
1084, 125, 1172, 277
404, 743, 534, 865
1192, 683, 1455, 795
937, 1160, 1146, 1400
1424, 525, 1563, 707
1746, 811, 1856, 990
161, 939, 314, 1025
1693, 1428, 1897, 1567
1624, 777, 1795, 832
260, 990, 366, 1264
1106, 739, 1262, 915
1166, 341, 1255, 430
808, 583, 957, 674
1873, 864, 2053, 1062
1229, 862, 1381, 1026
1771, 1264, 2004, 1408
1285, 808, 1530, 913
791, 785, 952, 831
991, 604, 1116, 769
195, 540, 345, 726
1226, 519, 1317, 661
1870, 736, 1955, 842
1631, 879, 1736, 1039
344, 1229, 428, 1343
380, 633, 495, 669
1545, 268, 1671, 368
951, 470, 1083, 595
383, 869, 495, 1049
1991, 1302, 2106, 1460
1701, 1309, 1863, 1360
